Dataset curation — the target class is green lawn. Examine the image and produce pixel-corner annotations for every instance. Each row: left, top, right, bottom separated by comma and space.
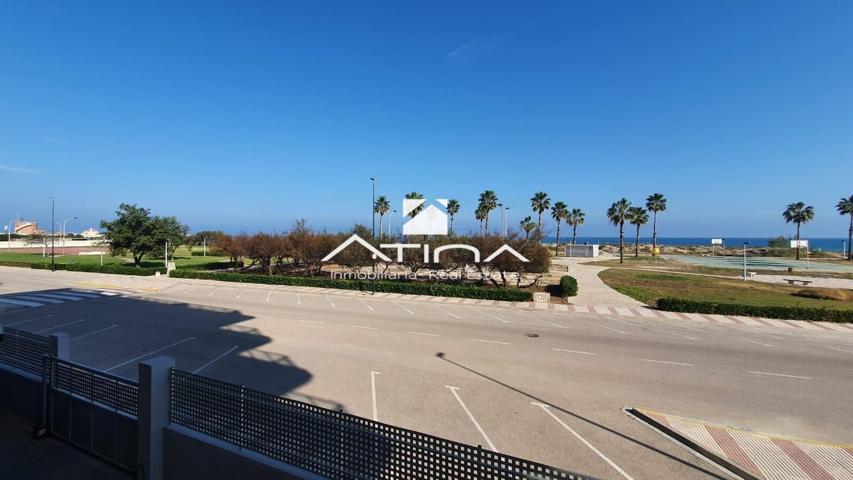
598, 268, 853, 311
0, 251, 229, 269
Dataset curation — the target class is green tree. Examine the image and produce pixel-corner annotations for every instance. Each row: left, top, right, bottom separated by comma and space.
520, 216, 536, 241
405, 192, 425, 218
530, 192, 551, 244
607, 198, 632, 264
100, 203, 187, 266
478, 190, 499, 233
373, 196, 390, 239
550, 201, 568, 246
783, 202, 815, 260
446, 199, 460, 234
475, 206, 487, 235
567, 208, 585, 245
836, 194, 853, 260
645, 193, 667, 254
627, 206, 649, 257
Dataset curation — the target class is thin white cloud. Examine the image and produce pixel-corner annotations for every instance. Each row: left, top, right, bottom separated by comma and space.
447, 35, 509, 64
0, 165, 40, 174
41, 136, 66, 144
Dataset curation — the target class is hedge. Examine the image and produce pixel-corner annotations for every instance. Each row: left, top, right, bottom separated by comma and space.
559, 275, 578, 297
657, 297, 853, 323
176, 261, 239, 271
170, 270, 533, 302
30, 263, 165, 276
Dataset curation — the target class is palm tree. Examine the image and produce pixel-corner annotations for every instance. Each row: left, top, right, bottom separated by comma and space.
475, 206, 487, 235
607, 198, 632, 264
373, 196, 390, 238
627, 206, 649, 257
530, 192, 551, 244
567, 208, 585, 245
783, 202, 815, 260
478, 190, 499, 233
645, 193, 667, 254
520, 216, 535, 241
446, 199, 460, 235
551, 201, 568, 247
405, 192, 425, 218
836, 195, 853, 260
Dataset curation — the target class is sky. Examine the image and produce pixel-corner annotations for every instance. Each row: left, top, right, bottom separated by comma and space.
1, 1, 851, 238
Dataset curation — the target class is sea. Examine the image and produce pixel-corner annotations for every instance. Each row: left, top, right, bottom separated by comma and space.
541, 237, 849, 252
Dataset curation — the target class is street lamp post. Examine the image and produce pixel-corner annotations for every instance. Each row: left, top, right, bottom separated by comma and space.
389, 209, 396, 238
504, 207, 510, 238
742, 242, 750, 280
370, 177, 376, 240
6, 220, 15, 250
203, 237, 207, 257
50, 197, 55, 271
61, 216, 76, 255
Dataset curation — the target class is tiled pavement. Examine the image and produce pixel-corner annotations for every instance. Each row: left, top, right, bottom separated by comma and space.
630, 408, 853, 480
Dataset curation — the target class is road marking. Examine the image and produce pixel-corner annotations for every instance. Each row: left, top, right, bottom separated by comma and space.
543, 320, 569, 329
749, 371, 811, 380
552, 348, 596, 355
351, 325, 378, 330
596, 324, 630, 335
532, 402, 634, 480
265, 291, 272, 302
185, 285, 199, 293
371, 371, 380, 421
407, 331, 438, 337
297, 293, 302, 305
446, 386, 497, 452
34, 292, 83, 301
325, 295, 336, 307
740, 339, 774, 347
235, 290, 243, 299
0, 298, 44, 307
71, 324, 118, 341
641, 359, 693, 367
473, 339, 511, 345
193, 345, 239, 374
34, 319, 86, 334
436, 307, 461, 319
208, 288, 220, 297
7, 314, 54, 326
358, 298, 375, 311
468, 307, 510, 324
15, 295, 64, 304
392, 301, 413, 315
298, 319, 324, 325
670, 332, 697, 341
105, 337, 195, 372
824, 346, 853, 354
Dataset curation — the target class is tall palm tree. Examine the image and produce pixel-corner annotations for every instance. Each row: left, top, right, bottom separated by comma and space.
520, 216, 536, 241
446, 199, 460, 235
475, 206, 487, 235
530, 192, 551, 244
478, 190, 499, 233
567, 208, 585, 245
405, 192, 425, 218
607, 198, 632, 264
373, 196, 390, 239
783, 202, 815, 260
551, 201, 569, 246
627, 206, 649, 257
836, 195, 853, 260
645, 193, 667, 255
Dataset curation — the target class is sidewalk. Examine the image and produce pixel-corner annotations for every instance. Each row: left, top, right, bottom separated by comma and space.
550, 254, 646, 308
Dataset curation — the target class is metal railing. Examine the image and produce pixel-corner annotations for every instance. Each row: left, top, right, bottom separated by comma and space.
171, 369, 594, 480
44, 356, 139, 418
0, 326, 51, 376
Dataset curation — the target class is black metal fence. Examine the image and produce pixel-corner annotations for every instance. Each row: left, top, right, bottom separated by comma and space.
0, 326, 51, 376
171, 369, 594, 480
45, 356, 139, 418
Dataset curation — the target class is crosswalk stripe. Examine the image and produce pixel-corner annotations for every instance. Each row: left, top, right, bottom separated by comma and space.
0, 298, 44, 307
13, 295, 64, 304
31, 293, 82, 301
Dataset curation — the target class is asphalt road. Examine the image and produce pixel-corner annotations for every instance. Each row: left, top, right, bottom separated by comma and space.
1, 267, 852, 480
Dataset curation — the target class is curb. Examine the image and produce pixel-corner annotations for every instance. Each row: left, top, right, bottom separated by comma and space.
622, 407, 755, 480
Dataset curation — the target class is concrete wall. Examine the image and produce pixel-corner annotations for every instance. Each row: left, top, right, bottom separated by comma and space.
0, 365, 42, 423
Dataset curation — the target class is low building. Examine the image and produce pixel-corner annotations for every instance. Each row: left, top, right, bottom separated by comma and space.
13, 220, 43, 235
81, 227, 102, 239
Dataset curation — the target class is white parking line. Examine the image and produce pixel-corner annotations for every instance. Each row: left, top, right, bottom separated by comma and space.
474, 339, 511, 345
552, 348, 596, 355
193, 345, 239, 374
351, 325, 378, 330
532, 402, 634, 480
741, 339, 774, 348
641, 359, 693, 367
35, 319, 85, 334
105, 337, 195, 372
371, 371, 381, 421
208, 288, 220, 297
325, 295, 336, 307
543, 320, 570, 329
186, 285, 199, 293
596, 324, 631, 335
235, 290, 243, 299
7, 314, 53, 326
358, 298, 375, 311
446, 386, 497, 452
392, 301, 413, 315
436, 307, 461, 319
297, 293, 302, 305
407, 331, 439, 337
298, 319, 324, 325
468, 307, 510, 324
824, 346, 853, 354
670, 332, 697, 341
266, 291, 272, 302
749, 371, 811, 380
71, 324, 118, 341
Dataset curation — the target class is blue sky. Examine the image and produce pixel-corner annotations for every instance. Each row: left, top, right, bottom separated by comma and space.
1, 1, 851, 238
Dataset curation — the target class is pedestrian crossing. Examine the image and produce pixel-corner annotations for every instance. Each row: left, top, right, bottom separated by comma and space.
0, 289, 119, 312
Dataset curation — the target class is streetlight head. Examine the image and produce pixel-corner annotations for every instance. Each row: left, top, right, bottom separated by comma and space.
369, 177, 375, 181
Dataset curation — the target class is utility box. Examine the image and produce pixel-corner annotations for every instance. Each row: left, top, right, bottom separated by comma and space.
533, 292, 550, 303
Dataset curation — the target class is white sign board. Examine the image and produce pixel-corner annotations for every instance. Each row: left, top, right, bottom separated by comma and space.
711, 238, 723, 245
790, 240, 809, 248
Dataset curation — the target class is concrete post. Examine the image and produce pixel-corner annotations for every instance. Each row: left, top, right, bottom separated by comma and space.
137, 356, 174, 480
49, 333, 69, 360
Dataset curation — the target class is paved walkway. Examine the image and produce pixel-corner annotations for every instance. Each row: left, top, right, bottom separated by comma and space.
631, 408, 853, 480
752, 274, 853, 290
550, 254, 646, 308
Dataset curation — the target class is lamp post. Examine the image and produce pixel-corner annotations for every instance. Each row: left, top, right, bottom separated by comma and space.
50, 196, 55, 271
61, 216, 76, 255
504, 206, 510, 238
203, 237, 207, 257
742, 241, 749, 280
389, 209, 396, 238
6, 219, 15, 249
370, 177, 376, 240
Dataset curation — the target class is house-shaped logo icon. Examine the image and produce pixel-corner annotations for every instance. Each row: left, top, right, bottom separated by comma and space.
402, 198, 448, 236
